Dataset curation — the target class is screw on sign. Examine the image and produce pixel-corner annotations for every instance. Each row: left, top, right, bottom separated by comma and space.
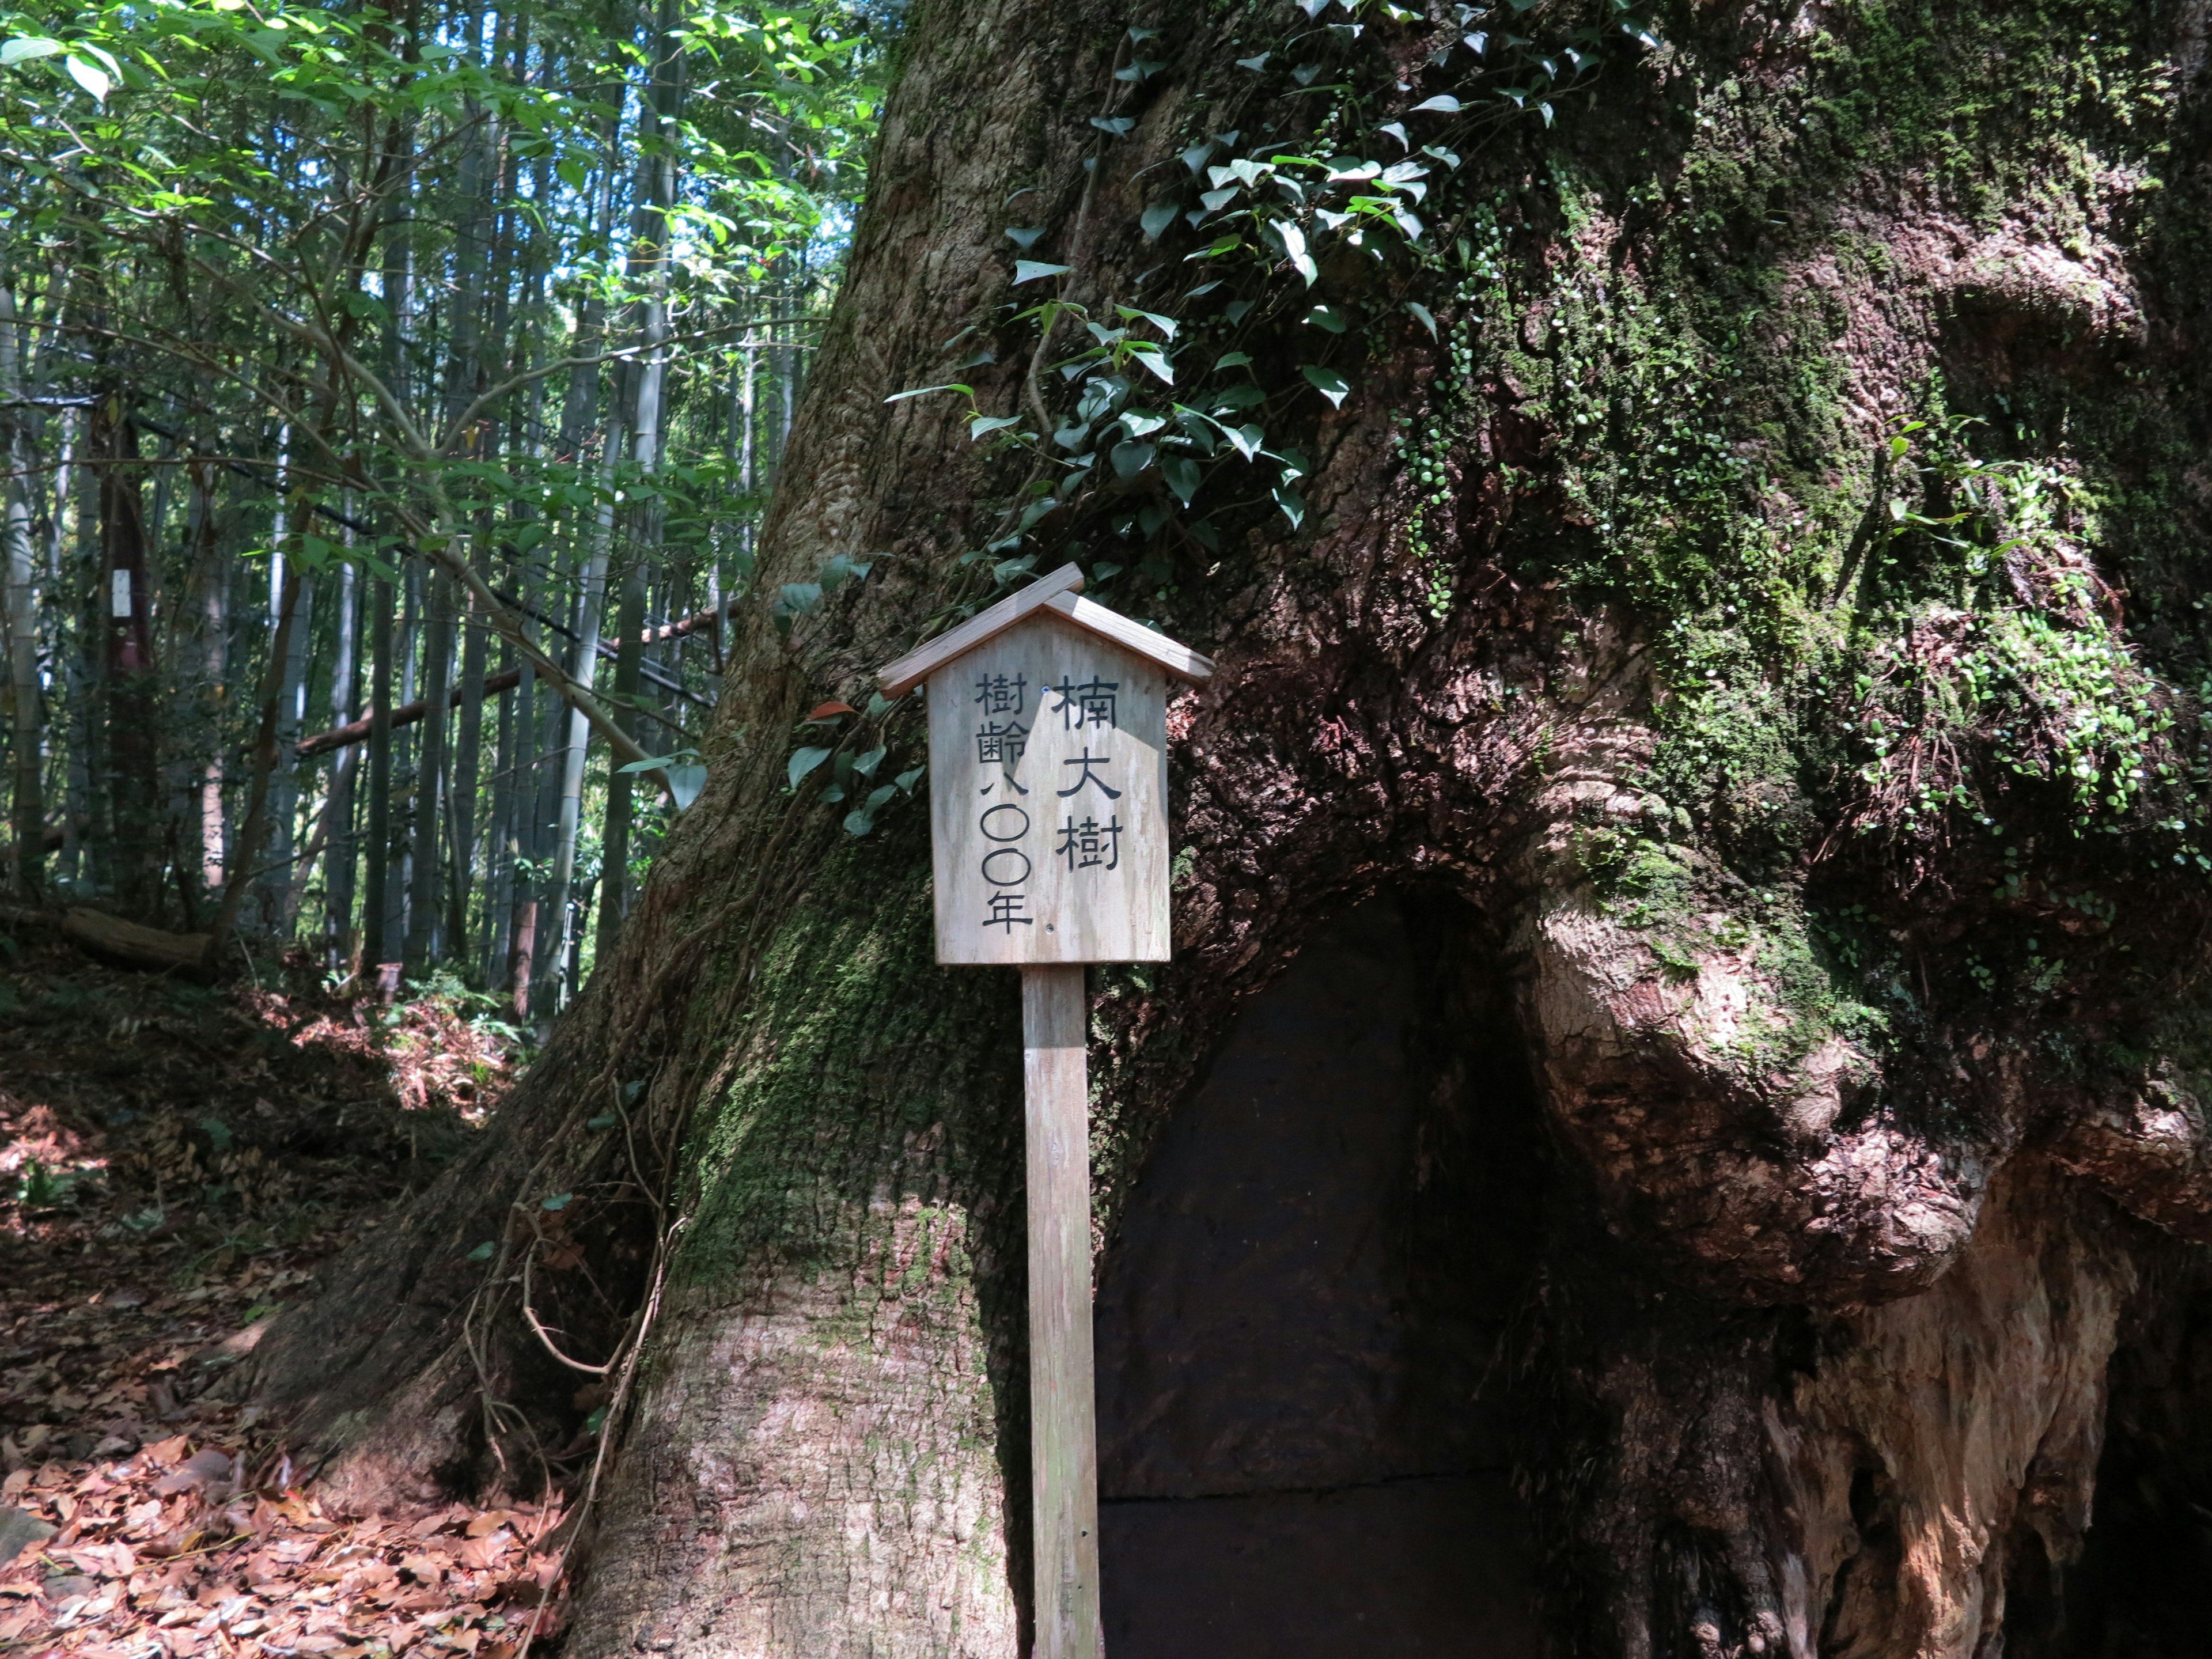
877, 564, 1210, 1658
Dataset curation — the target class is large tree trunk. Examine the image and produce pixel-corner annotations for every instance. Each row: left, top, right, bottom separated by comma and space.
250, 2, 2212, 1654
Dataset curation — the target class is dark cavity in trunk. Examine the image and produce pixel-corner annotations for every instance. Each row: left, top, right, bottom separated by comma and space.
1096, 895, 1544, 1657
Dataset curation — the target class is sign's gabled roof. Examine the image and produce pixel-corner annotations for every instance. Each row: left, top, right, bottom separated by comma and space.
876, 563, 1214, 698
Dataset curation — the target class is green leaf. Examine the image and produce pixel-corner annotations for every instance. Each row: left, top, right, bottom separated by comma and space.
467, 1240, 496, 1262
586, 1113, 619, 1130
665, 764, 707, 810
1405, 301, 1438, 339
1215, 351, 1254, 369
541, 1192, 573, 1211
1089, 115, 1135, 136
1130, 349, 1175, 385
1274, 484, 1308, 528
1140, 202, 1178, 240
1185, 233, 1243, 262
1301, 365, 1351, 407
1118, 305, 1177, 339
1013, 260, 1073, 284
883, 382, 973, 404
971, 414, 1024, 439
1305, 305, 1349, 334
1005, 226, 1047, 249
1236, 52, 1270, 70
1162, 456, 1203, 505
843, 783, 899, 836
788, 746, 834, 788
65, 55, 109, 101
1409, 94, 1462, 113
1278, 221, 1318, 286
1110, 440, 1156, 478
0, 36, 64, 65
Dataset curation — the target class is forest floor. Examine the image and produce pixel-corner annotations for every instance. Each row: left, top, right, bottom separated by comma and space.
0, 925, 568, 1658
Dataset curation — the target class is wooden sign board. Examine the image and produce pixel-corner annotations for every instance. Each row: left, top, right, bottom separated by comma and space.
927, 615, 1168, 964
879, 566, 1211, 965
877, 565, 1210, 1659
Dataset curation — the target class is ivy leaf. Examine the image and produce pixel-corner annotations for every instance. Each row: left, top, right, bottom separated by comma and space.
1464, 31, 1488, 54
1110, 440, 1157, 478
1162, 455, 1203, 505
1129, 349, 1175, 385
1005, 226, 1047, 249
467, 1240, 495, 1262
1274, 484, 1308, 528
1140, 202, 1179, 240
1305, 305, 1349, 334
1378, 122, 1410, 150
788, 746, 834, 789
1278, 220, 1318, 287
1013, 260, 1073, 284
1409, 94, 1461, 113
1215, 351, 1253, 369
1235, 52, 1270, 70
1405, 300, 1438, 339
541, 1192, 573, 1211
1089, 115, 1135, 136
971, 414, 1025, 439
664, 764, 707, 810
844, 784, 899, 836
1180, 141, 1214, 173
1301, 365, 1351, 407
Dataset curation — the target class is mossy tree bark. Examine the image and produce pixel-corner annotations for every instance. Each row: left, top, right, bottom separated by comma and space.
253, 1, 2212, 1654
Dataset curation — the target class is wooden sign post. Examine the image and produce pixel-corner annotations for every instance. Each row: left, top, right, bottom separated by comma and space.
880, 565, 1211, 1658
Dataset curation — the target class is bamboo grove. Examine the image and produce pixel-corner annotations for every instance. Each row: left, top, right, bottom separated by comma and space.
0, 0, 882, 1014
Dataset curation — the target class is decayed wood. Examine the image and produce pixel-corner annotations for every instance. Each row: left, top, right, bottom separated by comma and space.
1021, 962, 1101, 1659
63, 908, 212, 974
0, 900, 211, 974
876, 563, 1086, 698
927, 613, 1171, 966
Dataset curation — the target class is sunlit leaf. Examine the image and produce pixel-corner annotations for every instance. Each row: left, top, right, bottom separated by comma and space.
1301, 365, 1351, 407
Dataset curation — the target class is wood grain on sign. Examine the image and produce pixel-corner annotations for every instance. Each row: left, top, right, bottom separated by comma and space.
928, 611, 1171, 965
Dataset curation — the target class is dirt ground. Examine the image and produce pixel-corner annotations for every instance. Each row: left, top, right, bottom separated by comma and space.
0, 926, 571, 1658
